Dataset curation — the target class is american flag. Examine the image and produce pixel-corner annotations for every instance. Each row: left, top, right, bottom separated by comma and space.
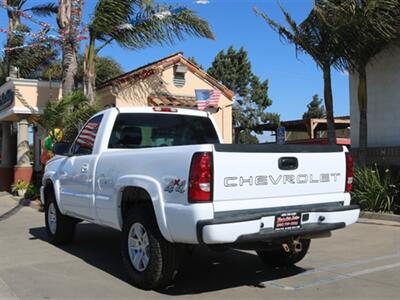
195, 89, 221, 111
76, 122, 99, 148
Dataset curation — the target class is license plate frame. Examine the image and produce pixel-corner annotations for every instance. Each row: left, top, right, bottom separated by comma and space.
274, 212, 301, 230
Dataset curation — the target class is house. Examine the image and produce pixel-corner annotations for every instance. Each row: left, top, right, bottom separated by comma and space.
349, 47, 400, 166
0, 52, 234, 191
96, 52, 234, 143
0, 78, 61, 191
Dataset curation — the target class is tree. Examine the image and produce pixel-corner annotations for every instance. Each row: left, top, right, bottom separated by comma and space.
303, 94, 326, 120
187, 56, 204, 69
208, 46, 279, 144
36, 91, 100, 141
79, 56, 124, 86
57, 0, 84, 97
2, 1, 58, 80
255, 3, 341, 144
84, 0, 214, 102
318, 0, 400, 166
41, 55, 124, 86
239, 131, 259, 144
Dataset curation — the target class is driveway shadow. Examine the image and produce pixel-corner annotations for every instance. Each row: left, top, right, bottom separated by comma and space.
29, 224, 309, 295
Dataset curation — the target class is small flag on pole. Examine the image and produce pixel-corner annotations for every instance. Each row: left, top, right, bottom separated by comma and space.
195, 89, 221, 110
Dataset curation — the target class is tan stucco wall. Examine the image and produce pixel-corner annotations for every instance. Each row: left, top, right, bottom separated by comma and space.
97, 65, 233, 143
0, 79, 61, 122
13, 82, 61, 110
97, 86, 117, 107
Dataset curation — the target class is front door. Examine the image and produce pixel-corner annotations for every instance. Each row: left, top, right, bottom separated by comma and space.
58, 115, 103, 220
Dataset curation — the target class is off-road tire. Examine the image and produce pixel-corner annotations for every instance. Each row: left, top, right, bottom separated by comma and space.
257, 239, 311, 268
121, 207, 180, 290
44, 189, 76, 245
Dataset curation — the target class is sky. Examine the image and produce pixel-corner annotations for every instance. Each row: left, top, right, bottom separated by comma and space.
0, 0, 350, 123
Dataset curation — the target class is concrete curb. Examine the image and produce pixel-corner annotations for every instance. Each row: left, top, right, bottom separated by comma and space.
360, 211, 400, 222
0, 192, 43, 212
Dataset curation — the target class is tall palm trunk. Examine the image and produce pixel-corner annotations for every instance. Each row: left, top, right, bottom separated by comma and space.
322, 64, 336, 144
83, 33, 96, 103
357, 68, 368, 167
57, 0, 84, 97
5, 0, 21, 76
60, 42, 79, 97
6, 1, 21, 31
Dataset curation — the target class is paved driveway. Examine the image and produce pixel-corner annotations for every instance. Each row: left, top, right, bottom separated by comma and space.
0, 195, 399, 299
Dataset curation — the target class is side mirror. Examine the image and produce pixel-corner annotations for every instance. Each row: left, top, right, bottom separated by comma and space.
52, 142, 71, 156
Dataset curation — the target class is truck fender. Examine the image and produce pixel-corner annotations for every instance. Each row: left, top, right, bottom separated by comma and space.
115, 175, 172, 242
41, 173, 64, 213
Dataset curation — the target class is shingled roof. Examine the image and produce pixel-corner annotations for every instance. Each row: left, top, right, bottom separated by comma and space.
96, 52, 234, 100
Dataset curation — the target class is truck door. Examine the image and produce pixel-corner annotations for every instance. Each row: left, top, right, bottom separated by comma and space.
58, 115, 103, 220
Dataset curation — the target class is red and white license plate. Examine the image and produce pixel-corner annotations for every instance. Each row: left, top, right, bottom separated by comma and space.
274, 212, 301, 230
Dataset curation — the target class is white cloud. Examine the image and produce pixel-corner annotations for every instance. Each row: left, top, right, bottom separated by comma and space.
196, 0, 210, 4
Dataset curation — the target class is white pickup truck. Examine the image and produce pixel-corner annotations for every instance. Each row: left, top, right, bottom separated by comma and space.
41, 107, 359, 289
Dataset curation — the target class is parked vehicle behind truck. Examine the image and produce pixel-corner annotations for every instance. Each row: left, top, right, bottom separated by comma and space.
41, 107, 359, 290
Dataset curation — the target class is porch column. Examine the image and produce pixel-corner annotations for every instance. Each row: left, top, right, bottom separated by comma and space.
0, 122, 14, 191
14, 119, 33, 184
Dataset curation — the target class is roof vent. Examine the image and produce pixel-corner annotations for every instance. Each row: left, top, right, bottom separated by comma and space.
173, 64, 187, 88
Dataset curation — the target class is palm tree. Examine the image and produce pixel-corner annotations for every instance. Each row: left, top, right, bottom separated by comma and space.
317, 0, 400, 166
84, 0, 214, 102
57, 0, 84, 97
254, 3, 342, 144
3, 1, 58, 77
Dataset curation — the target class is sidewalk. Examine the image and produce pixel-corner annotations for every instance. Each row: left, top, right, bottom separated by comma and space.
0, 192, 22, 221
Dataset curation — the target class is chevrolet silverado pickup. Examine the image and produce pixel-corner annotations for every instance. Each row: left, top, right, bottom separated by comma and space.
41, 107, 360, 290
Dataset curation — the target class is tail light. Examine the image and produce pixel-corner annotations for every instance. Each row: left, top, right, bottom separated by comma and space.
188, 152, 213, 202
345, 152, 353, 192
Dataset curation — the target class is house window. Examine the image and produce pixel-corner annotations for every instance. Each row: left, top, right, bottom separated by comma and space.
173, 64, 187, 88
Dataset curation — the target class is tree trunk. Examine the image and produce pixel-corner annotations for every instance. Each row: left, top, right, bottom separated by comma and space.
322, 64, 336, 144
83, 33, 96, 103
233, 127, 240, 144
57, 0, 84, 97
60, 42, 78, 97
357, 68, 368, 167
5, 0, 21, 76
6, 0, 21, 31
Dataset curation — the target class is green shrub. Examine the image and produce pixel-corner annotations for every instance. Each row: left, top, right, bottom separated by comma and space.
351, 165, 397, 212
11, 180, 30, 193
24, 184, 39, 200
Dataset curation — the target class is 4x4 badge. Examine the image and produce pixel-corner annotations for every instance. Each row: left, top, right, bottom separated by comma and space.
164, 179, 186, 193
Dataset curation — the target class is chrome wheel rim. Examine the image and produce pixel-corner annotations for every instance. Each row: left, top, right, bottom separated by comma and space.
128, 222, 150, 272
48, 203, 57, 235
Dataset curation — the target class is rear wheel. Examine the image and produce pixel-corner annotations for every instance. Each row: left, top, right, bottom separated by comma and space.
257, 239, 311, 268
44, 189, 76, 245
121, 207, 180, 290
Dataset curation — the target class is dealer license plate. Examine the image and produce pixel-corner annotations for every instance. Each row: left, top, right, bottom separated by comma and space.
274, 212, 301, 230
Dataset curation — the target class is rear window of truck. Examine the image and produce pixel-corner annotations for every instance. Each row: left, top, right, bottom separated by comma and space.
108, 113, 220, 149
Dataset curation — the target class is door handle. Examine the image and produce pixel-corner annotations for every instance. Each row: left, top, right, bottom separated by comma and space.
278, 157, 298, 170
81, 163, 89, 173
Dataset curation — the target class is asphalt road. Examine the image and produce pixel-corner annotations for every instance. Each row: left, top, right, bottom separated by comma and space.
0, 195, 399, 300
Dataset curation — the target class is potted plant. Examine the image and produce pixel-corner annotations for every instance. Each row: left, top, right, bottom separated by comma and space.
11, 180, 30, 197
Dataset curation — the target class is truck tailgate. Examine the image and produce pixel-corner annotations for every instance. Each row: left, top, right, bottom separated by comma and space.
212, 144, 347, 210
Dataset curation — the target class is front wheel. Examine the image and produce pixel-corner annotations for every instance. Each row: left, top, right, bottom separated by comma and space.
257, 239, 311, 268
44, 191, 77, 245
121, 208, 180, 290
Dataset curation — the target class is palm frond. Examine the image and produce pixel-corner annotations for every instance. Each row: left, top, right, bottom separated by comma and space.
90, 0, 140, 33
24, 3, 58, 16
92, 1, 213, 52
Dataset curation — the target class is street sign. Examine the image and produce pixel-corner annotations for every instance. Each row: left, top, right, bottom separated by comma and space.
276, 126, 286, 144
